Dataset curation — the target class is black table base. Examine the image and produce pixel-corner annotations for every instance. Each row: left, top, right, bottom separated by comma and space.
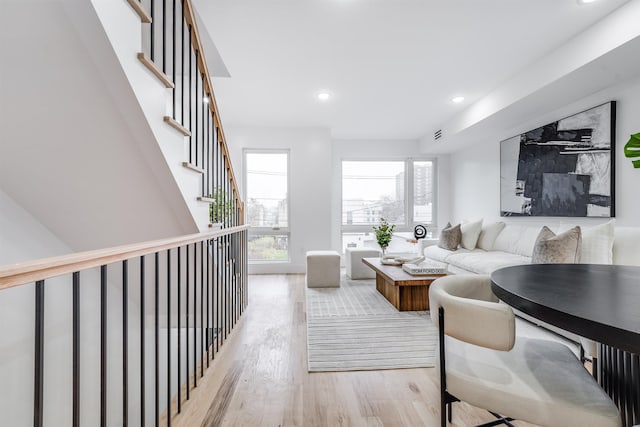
599, 344, 640, 427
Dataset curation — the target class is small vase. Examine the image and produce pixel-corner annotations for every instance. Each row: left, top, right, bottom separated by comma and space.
380, 247, 387, 258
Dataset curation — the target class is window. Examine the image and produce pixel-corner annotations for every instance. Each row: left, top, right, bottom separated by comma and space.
341, 159, 436, 252
342, 161, 405, 225
245, 151, 289, 262
413, 160, 435, 224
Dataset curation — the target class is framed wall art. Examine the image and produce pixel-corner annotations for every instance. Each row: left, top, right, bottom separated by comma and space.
500, 101, 616, 217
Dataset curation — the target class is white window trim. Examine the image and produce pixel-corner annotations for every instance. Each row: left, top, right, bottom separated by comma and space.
243, 149, 291, 263
340, 157, 438, 234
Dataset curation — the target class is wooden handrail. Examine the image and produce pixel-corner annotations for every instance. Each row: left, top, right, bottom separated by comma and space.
0, 225, 249, 291
182, 0, 244, 221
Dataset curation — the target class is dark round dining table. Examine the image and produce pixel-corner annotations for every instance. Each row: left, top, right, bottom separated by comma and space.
491, 263, 640, 427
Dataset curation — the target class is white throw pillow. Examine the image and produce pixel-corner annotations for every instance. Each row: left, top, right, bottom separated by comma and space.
493, 225, 543, 257
460, 219, 483, 250
580, 220, 615, 264
477, 221, 506, 251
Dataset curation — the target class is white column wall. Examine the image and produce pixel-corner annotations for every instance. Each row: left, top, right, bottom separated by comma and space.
226, 126, 333, 274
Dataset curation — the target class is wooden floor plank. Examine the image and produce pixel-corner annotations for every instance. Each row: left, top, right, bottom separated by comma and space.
172, 274, 538, 427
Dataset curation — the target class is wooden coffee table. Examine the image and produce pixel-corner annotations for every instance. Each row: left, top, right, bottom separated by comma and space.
362, 257, 446, 311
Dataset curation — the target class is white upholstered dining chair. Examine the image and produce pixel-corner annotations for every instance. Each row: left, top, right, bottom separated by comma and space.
429, 274, 621, 427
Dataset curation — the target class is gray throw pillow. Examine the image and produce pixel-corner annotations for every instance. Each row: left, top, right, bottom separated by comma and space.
532, 226, 582, 264
438, 222, 461, 251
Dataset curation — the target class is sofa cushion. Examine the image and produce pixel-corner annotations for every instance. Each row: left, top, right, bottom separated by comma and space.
438, 222, 462, 250
613, 227, 640, 266
532, 226, 582, 264
447, 264, 476, 275
580, 220, 614, 264
445, 250, 531, 275
424, 245, 470, 263
477, 221, 506, 251
493, 225, 543, 257
460, 219, 483, 250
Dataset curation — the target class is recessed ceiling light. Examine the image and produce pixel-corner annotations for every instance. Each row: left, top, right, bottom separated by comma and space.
317, 92, 331, 101
451, 96, 465, 103
578, 0, 598, 4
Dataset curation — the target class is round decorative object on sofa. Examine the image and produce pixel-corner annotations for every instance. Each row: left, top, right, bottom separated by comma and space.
414, 224, 427, 240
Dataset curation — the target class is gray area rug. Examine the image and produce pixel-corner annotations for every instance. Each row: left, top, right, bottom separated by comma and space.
306, 275, 437, 372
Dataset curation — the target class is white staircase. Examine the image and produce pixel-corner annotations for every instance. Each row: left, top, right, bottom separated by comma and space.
0, 0, 223, 253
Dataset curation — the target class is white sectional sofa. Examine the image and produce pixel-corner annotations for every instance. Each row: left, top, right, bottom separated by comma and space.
423, 221, 640, 341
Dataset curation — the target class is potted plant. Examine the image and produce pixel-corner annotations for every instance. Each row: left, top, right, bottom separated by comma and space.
208, 187, 236, 224
372, 217, 395, 256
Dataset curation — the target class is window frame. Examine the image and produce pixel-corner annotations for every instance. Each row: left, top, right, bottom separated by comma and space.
340, 157, 438, 236
243, 149, 291, 263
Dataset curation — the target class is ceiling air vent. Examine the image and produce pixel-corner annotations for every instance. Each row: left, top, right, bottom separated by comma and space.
434, 129, 443, 141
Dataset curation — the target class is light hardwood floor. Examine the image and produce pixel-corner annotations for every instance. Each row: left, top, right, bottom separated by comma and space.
173, 274, 537, 427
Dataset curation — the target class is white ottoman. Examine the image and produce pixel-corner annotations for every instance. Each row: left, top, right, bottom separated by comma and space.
345, 247, 380, 279
306, 250, 340, 288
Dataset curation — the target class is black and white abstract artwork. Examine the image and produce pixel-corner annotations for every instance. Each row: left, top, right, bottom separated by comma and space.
500, 101, 616, 217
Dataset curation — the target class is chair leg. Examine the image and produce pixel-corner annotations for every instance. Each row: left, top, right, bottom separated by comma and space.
447, 402, 453, 423
439, 307, 448, 427
478, 412, 515, 427
440, 383, 447, 427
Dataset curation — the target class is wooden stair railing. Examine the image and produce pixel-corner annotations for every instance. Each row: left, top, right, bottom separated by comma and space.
0, 226, 248, 427
127, 0, 244, 228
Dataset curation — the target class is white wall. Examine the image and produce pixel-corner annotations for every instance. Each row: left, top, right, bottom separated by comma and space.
449, 74, 640, 228
226, 126, 333, 274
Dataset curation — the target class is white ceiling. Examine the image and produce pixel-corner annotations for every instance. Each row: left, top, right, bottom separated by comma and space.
194, 0, 630, 140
